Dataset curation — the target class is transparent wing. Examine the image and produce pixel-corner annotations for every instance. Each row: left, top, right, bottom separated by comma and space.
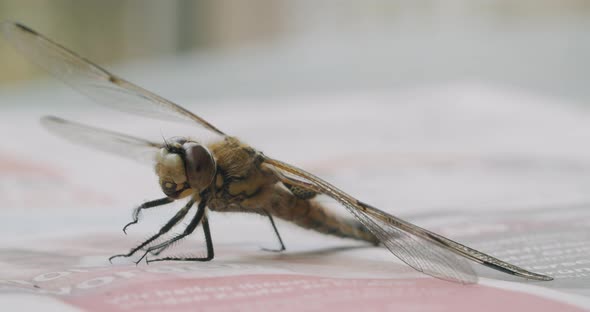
2, 22, 225, 136
263, 156, 553, 284
41, 116, 161, 165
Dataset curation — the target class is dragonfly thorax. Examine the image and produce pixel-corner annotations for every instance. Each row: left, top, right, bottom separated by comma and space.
155, 138, 217, 199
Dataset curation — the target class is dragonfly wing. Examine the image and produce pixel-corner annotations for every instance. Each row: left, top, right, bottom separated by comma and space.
263, 156, 553, 283
2, 22, 226, 136
41, 116, 161, 165
358, 203, 553, 282
350, 203, 477, 283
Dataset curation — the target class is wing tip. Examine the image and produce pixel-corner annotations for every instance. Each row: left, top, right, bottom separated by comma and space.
41, 115, 63, 123
480, 260, 553, 281
530, 273, 554, 281
40, 116, 67, 130
1, 21, 36, 38
514, 271, 554, 282
14, 22, 38, 35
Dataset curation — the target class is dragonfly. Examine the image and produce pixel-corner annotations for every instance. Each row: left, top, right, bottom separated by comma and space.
1, 22, 553, 284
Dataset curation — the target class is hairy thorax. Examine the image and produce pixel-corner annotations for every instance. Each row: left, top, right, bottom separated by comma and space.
206, 137, 278, 213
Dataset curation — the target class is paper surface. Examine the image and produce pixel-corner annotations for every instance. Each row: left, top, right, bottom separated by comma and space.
1, 83, 590, 311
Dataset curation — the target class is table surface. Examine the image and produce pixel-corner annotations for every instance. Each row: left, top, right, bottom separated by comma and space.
1, 71, 589, 311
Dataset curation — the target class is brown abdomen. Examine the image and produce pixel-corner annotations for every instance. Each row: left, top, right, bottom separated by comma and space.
244, 184, 379, 244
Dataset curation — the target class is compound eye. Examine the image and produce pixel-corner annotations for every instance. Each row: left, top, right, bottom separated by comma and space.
184, 143, 216, 192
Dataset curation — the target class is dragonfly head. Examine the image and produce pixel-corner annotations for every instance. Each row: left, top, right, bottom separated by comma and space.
155, 138, 217, 199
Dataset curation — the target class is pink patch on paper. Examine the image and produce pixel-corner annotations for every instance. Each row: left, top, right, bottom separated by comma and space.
0, 152, 112, 208
64, 275, 584, 312
0, 153, 62, 178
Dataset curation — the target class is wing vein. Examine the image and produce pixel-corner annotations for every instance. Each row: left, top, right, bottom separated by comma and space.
263, 156, 553, 283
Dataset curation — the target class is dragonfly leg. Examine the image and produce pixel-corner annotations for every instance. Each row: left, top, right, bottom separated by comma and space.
109, 198, 194, 264
138, 200, 207, 261
122, 197, 174, 234
147, 214, 214, 263
148, 243, 170, 256
261, 211, 286, 252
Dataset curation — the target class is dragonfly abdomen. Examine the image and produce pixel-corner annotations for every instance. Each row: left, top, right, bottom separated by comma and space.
267, 186, 379, 244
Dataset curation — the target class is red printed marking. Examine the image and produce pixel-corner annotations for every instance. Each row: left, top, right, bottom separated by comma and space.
0, 152, 113, 208
63, 275, 584, 312
0, 153, 63, 178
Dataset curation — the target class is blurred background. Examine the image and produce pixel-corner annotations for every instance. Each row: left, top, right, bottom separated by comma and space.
0, 0, 589, 103
1, 0, 590, 215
